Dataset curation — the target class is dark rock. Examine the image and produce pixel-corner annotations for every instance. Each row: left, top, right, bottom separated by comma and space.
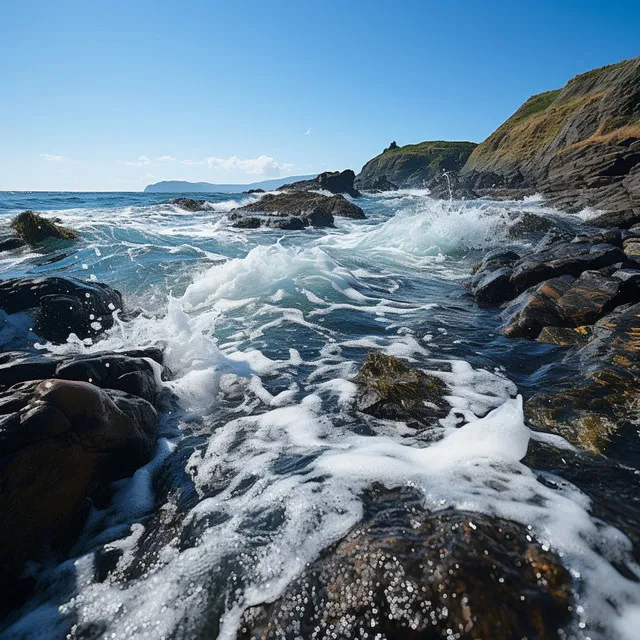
510, 242, 627, 293
361, 175, 399, 192
265, 216, 306, 231
534, 229, 576, 253
502, 275, 575, 339
508, 212, 555, 238
526, 302, 640, 454
0, 276, 123, 344
0, 230, 26, 252
243, 188, 265, 194
536, 325, 593, 346
383, 140, 399, 153
586, 209, 640, 229
10, 211, 77, 246
278, 169, 361, 198
230, 216, 262, 229
170, 198, 209, 212
466, 266, 516, 305
235, 191, 365, 221
355, 352, 448, 426
0, 379, 158, 604
239, 488, 572, 640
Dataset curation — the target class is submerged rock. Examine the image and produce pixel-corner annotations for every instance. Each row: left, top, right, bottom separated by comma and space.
170, 198, 209, 212
0, 230, 26, 252
0, 276, 123, 343
239, 488, 572, 640
278, 169, 361, 197
355, 352, 449, 426
10, 210, 77, 246
0, 378, 159, 605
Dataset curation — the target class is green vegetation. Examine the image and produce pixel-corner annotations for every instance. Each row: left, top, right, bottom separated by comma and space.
11, 210, 78, 246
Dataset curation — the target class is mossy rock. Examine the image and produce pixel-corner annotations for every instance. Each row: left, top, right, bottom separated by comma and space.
10, 210, 77, 246
355, 352, 449, 426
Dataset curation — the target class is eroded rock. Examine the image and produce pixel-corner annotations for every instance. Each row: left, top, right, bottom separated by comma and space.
10, 210, 77, 246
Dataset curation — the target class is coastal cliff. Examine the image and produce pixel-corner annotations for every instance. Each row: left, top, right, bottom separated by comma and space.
460, 57, 640, 212
354, 140, 477, 193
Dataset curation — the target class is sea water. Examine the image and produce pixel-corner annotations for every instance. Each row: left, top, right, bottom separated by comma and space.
0, 190, 638, 639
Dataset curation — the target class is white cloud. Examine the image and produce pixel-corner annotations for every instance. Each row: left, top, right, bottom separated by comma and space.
305, 129, 311, 135
41, 153, 65, 162
181, 159, 206, 166
156, 155, 176, 162
121, 155, 152, 167
203, 154, 294, 176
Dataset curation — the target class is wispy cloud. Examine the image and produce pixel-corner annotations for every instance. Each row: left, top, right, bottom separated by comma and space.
204, 155, 294, 176
156, 155, 176, 162
180, 159, 206, 166
120, 155, 152, 167
305, 129, 311, 135
41, 153, 65, 162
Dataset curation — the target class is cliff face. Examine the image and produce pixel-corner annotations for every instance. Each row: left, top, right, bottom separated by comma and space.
460, 57, 640, 212
355, 141, 478, 193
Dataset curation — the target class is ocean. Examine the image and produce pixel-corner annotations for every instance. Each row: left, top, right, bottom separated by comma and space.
0, 190, 638, 639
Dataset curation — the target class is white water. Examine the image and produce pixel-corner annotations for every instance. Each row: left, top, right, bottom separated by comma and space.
1, 191, 639, 639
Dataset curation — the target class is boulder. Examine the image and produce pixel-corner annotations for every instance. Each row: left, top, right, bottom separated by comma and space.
10, 210, 77, 246
502, 275, 575, 339
0, 276, 123, 343
0, 379, 158, 604
355, 352, 449, 426
278, 169, 361, 197
586, 209, 640, 229
234, 191, 365, 224
170, 198, 209, 212
239, 487, 572, 640
360, 175, 399, 192
0, 230, 26, 252
508, 212, 556, 238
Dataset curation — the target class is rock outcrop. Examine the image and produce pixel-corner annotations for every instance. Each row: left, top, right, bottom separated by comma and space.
278, 169, 361, 198
170, 198, 210, 212
460, 57, 640, 215
355, 352, 449, 426
0, 346, 166, 608
230, 191, 365, 230
0, 276, 123, 343
239, 487, 572, 640
10, 210, 77, 246
355, 140, 478, 193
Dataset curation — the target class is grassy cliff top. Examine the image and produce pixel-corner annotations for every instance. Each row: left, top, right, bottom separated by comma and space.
378, 140, 478, 158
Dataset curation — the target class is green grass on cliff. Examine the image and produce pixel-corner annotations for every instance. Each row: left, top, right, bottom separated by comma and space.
380, 140, 478, 158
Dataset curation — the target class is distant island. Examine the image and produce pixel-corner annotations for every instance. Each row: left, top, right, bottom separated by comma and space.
144, 175, 317, 193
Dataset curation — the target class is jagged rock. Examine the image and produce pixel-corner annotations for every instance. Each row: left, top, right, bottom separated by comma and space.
464, 250, 520, 304
526, 302, 640, 454
586, 209, 640, 229
0, 276, 123, 344
277, 169, 361, 197
10, 211, 77, 246
361, 175, 399, 192
243, 188, 265, 194
234, 191, 365, 223
239, 487, 572, 640
510, 242, 627, 293
170, 198, 209, 212
0, 378, 158, 605
502, 275, 575, 339
623, 236, 640, 256
0, 230, 26, 252
355, 352, 448, 426
536, 325, 593, 346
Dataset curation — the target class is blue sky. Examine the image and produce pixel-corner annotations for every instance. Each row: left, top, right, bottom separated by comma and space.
1, 0, 638, 191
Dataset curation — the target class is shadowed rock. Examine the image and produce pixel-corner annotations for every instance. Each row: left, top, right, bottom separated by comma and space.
170, 198, 209, 211
278, 169, 361, 197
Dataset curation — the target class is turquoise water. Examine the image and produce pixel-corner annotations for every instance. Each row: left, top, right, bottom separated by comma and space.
1, 190, 638, 639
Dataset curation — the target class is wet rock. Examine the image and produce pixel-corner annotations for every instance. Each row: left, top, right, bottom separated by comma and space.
361, 175, 399, 192
0, 230, 26, 252
502, 275, 575, 339
10, 210, 77, 246
537, 325, 593, 347
231, 216, 262, 229
0, 379, 158, 604
355, 352, 448, 426
236, 191, 365, 220
278, 169, 361, 197
243, 188, 265, 194
510, 242, 627, 293
464, 250, 520, 304
533, 228, 576, 253
508, 212, 555, 238
623, 236, 640, 257
239, 489, 572, 640
0, 276, 123, 343
170, 198, 209, 212
526, 302, 640, 454
586, 209, 640, 229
